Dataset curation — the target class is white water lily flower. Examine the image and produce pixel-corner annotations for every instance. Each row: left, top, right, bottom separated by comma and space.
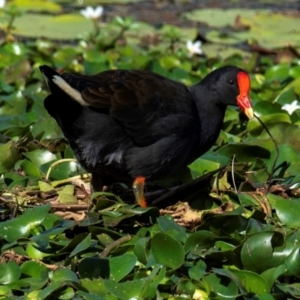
12, 43, 21, 55
186, 40, 203, 56
282, 100, 300, 115
0, 0, 5, 8
80, 6, 103, 19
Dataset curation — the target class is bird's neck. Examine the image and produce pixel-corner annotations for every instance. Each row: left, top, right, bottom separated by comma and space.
190, 84, 227, 151
200, 103, 226, 148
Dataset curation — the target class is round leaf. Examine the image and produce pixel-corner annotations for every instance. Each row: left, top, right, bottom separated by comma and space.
151, 232, 185, 269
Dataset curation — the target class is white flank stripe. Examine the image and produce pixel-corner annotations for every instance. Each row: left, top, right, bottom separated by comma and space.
52, 75, 87, 106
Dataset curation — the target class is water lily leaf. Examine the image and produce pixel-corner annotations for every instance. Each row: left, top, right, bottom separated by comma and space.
4, 59, 31, 84
0, 141, 21, 173
202, 43, 249, 59
216, 143, 270, 162
109, 253, 137, 282
78, 258, 109, 280
104, 279, 143, 300
31, 116, 62, 140
264, 64, 290, 82
134, 237, 148, 265
21, 261, 48, 280
188, 260, 207, 281
4, 172, 28, 188
79, 0, 141, 3
24, 149, 56, 169
203, 273, 239, 298
261, 264, 287, 288
21, 160, 41, 178
26, 243, 50, 260
57, 232, 89, 254
189, 158, 221, 178
19, 261, 49, 290
69, 233, 91, 257
140, 265, 166, 299
268, 144, 300, 176
0, 261, 21, 284
185, 231, 217, 255
156, 216, 187, 243
37, 281, 63, 300
247, 114, 291, 136
277, 283, 300, 298
253, 123, 300, 153
159, 56, 181, 70
51, 268, 80, 283
39, 181, 55, 192
229, 269, 270, 295
254, 101, 283, 116
241, 231, 285, 273
239, 12, 300, 48
0, 204, 51, 242
176, 279, 195, 295
151, 232, 185, 269
268, 194, 300, 228
76, 290, 106, 300
183, 9, 268, 27
285, 247, 300, 277
9, 0, 62, 12
10, 13, 93, 40
58, 185, 77, 203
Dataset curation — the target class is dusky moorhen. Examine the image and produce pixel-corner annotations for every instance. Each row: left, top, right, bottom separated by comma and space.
40, 65, 253, 207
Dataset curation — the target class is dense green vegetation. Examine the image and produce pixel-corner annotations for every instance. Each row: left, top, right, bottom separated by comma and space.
1, 1, 300, 299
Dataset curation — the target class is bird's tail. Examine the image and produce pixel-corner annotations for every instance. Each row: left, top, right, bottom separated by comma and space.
39, 65, 60, 89
39, 65, 86, 106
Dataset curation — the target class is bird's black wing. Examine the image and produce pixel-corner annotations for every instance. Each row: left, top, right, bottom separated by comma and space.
60, 69, 198, 147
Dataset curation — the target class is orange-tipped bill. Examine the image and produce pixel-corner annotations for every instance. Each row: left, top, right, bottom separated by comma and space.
237, 72, 254, 119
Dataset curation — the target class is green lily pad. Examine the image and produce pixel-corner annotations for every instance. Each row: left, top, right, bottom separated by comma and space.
10, 13, 94, 40
9, 0, 62, 12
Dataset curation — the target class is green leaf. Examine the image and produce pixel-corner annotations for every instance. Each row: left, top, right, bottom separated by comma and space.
188, 260, 207, 281
203, 272, 239, 298
0, 204, 51, 242
261, 264, 287, 288
216, 143, 270, 162
9, 0, 62, 12
104, 279, 143, 300
185, 231, 217, 255
51, 268, 80, 283
109, 254, 137, 282
156, 216, 187, 243
26, 243, 51, 260
38, 281, 63, 300
78, 258, 109, 280
268, 194, 300, 228
247, 114, 291, 136
241, 231, 285, 273
230, 269, 270, 295
0, 141, 21, 173
24, 149, 56, 168
58, 185, 77, 203
10, 13, 94, 40
134, 237, 148, 265
151, 232, 185, 269
0, 262, 21, 284
39, 181, 55, 192
69, 233, 92, 257
285, 247, 300, 277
